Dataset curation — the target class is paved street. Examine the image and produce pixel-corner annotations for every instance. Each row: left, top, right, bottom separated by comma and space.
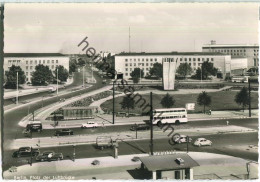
5, 132, 258, 172
2, 66, 106, 170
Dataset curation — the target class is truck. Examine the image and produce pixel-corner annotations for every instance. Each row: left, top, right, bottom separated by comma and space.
96, 136, 114, 150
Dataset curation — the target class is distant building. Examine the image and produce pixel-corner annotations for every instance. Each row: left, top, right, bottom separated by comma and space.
114, 52, 232, 82
4, 53, 69, 83
202, 41, 259, 68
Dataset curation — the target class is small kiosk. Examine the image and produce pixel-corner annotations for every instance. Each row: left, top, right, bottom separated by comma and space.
139, 153, 199, 180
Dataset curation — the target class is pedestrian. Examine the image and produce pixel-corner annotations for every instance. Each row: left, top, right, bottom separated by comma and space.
102, 121, 105, 128
209, 110, 212, 115
226, 120, 229, 126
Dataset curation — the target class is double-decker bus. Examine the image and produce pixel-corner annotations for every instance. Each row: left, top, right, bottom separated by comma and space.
153, 108, 188, 125
231, 76, 249, 83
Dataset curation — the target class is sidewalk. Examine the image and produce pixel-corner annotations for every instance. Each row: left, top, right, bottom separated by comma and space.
3, 152, 258, 180
4, 78, 74, 100
9, 125, 257, 150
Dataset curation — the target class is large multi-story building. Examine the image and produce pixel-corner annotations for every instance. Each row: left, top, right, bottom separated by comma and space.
114, 52, 232, 80
202, 41, 259, 68
4, 53, 70, 82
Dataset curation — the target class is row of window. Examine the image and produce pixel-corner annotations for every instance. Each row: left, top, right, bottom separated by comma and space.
125, 57, 214, 63
125, 58, 158, 62
8, 60, 21, 63
25, 60, 59, 64
26, 65, 58, 70
153, 115, 186, 119
125, 63, 154, 67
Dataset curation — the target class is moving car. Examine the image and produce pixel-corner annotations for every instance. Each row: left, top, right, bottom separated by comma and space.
54, 129, 74, 136
12, 147, 40, 158
92, 160, 100, 165
36, 151, 63, 162
174, 135, 192, 144
193, 138, 212, 147
26, 121, 43, 132
130, 124, 150, 131
81, 122, 99, 129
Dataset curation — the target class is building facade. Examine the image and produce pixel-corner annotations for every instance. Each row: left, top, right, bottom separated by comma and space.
202, 42, 259, 68
114, 52, 231, 80
4, 53, 70, 82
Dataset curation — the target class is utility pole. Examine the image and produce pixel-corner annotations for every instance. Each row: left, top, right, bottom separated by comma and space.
150, 92, 153, 155
56, 68, 59, 95
32, 111, 34, 121
16, 71, 18, 105
112, 81, 115, 124
248, 78, 251, 117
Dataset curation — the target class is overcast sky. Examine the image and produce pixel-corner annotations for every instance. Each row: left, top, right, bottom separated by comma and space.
4, 3, 259, 54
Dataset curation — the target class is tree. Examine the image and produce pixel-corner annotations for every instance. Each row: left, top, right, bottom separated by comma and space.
130, 68, 144, 83
193, 61, 218, 80
120, 95, 135, 116
160, 93, 175, 108
31, 64, 53, 86
197, 91, 212, 114
5, 65, 26, 89
69, 59, 77, 73
77, 58, 86, 66
54, 65, 69, 82
176, 63, 192, 79
149, 63, 163, 79
235, 87, 249, 111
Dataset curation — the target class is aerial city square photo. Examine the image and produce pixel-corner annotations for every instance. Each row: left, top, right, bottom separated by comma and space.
0, 2, 259, 180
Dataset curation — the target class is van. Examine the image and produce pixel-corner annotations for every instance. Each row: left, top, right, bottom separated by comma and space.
26, 121, 43, 132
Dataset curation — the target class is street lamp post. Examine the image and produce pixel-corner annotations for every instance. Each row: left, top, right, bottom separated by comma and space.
41, 96, 44, 108
73, 145, 76, 162
16, 71, 18, 105
200, 66, 202, 83
112, 81, 115, 124
91, 63, 94, 83
82, 66, 84, 87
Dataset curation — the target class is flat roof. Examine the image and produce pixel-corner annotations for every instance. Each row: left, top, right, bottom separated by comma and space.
202, 44, 259, 49
154, 108, 186, 111
140, 153, 199, 171
115, 52, 227, 56
4, 53, 67, 57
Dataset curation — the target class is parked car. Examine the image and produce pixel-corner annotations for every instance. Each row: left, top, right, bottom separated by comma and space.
194, 138, 212, 147
92, 160, 100, 165
174, 135, 192, 144
130, 124, 150, 131
36, 151, 63, 162
54, 129, 74, 136
12, 147, 40, 158
81, 122, 99, 129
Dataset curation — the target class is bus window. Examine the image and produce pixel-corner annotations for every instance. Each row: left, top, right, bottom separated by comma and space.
182, 115, 186, 118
